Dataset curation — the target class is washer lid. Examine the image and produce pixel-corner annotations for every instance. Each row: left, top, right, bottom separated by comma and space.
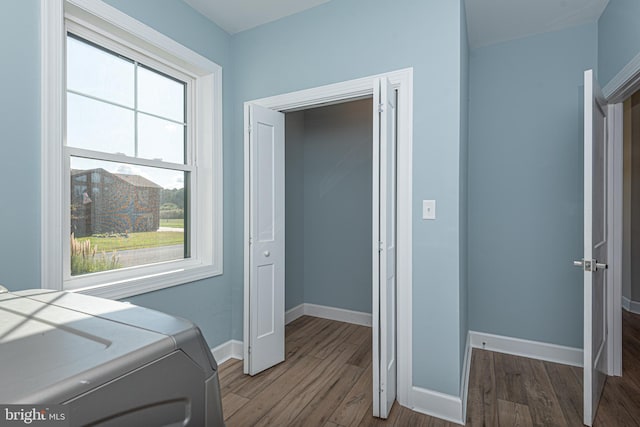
0, 291, 173, 403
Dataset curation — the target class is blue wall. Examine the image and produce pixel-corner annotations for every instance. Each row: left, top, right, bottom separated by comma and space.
232, 0, 467, 395
285, 101, 373, 314
468, 23, 598, 348
0, 1, 41, 291
284, 111, 306, 311
0, 0, 237, 350
302, 100, 373, 314
598, 0, 640, 87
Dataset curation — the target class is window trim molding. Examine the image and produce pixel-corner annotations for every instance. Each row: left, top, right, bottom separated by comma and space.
41, 0, 223, 300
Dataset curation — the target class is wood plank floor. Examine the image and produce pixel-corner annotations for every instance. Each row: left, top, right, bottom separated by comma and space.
219, 312, 640, 426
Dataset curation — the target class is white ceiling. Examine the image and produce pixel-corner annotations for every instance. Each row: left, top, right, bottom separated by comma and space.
182, 0, 610, 47
183, 0, 332, 34
465, 0, 609, 48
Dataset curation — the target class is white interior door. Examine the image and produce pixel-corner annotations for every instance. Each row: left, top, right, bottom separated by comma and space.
248, 104, 285, 376
580, 69, 609, 426
372, 77, 397, 418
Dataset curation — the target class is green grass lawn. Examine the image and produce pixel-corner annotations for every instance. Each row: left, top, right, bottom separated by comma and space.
77, 231, 184, 252
160, 218, 184, 228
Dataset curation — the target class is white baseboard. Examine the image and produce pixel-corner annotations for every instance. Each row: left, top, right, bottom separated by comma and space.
285, 303, 372, 327
411, 386, 464, 425
623, 296, 640, 315
409, 335, 470, 426
469, 331, 582, 367
211, 339, 243, 365
285, 303, 306, 324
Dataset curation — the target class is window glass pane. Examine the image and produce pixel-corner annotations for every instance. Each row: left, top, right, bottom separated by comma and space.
138, 113, 185, 164
137, 66, 185, 122
70, 157, 188, 276
67, 93, 135, 155
67, 35, 135, 107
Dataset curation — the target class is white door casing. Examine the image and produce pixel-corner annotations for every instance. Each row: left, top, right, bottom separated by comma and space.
243, 68, 413, 414
601, 48, 640, 384
248, 104, 286, 375
582, 69, 609, 426
372, 77, 397, 418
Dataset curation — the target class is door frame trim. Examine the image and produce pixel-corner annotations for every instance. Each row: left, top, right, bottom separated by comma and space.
605, 52, 640, 378
242, 68, 414, 407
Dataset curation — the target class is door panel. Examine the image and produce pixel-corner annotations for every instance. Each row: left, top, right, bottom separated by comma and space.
373, 77, 397, 418
256, 264, 275, 338
582, 69, 608, 426
249, 104, 285, 376
257, 123, 276, 242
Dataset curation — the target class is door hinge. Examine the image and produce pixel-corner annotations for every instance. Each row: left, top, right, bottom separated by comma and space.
248, 124, 253, 134
378, 241, 384, 252
249, 237, 253, 245
248, 345, 252, 354
378, 103, 385, 113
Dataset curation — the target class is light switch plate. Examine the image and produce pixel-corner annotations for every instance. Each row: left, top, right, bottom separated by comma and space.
423, 200, 436, 220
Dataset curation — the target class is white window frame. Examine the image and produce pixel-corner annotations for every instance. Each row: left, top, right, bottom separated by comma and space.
41, 0, 223, 300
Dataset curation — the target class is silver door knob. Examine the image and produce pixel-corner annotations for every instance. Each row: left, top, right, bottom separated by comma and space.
264, 251, 270, 257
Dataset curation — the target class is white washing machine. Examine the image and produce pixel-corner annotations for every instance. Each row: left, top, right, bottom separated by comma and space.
0, 287, 224, 426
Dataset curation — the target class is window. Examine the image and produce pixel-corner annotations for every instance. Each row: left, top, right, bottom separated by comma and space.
42, 0, 223, 299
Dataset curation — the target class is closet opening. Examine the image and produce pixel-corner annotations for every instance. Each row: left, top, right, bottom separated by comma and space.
243, 70, 413, 419
284, 98, 374, 327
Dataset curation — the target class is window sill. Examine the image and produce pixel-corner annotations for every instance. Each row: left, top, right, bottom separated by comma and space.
69, 264, 222, 300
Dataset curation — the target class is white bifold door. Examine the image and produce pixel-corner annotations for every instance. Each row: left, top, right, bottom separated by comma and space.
372, 77, 397, 418
578, 69, 609, 426
247, 104, 286, 376
246, 78, 398, 418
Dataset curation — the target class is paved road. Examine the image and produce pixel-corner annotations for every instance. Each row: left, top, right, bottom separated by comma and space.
108, 244, 185, 268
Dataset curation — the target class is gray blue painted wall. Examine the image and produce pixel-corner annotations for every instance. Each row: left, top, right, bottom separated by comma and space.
468, 23, 598, 348
0, 0, 236, 350
598, 0, 640, 87
0, 1, 41, 291
232, 0, 467, 396
301, 100, 373, 314
285, 111, 305, 311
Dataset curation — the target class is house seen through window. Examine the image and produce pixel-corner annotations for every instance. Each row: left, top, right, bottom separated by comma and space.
67, 34, 190, 276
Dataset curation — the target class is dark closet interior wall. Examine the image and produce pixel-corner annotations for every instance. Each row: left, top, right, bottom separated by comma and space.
627, 93, 640, 304
285, 98, 373, 314
285, 111, 305, 310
